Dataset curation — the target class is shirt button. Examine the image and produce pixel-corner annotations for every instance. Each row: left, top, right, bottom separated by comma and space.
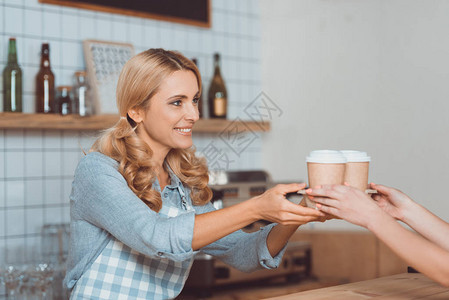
163, 193, 168, 197
157, 251, 164, 257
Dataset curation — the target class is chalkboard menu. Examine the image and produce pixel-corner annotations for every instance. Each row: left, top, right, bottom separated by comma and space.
39, 0, 211, 28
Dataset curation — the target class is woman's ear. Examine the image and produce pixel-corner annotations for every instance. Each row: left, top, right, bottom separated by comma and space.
127, 108, 144, 123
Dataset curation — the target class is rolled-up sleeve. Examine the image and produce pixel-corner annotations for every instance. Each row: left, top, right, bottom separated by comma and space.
194, 203, 287, 272
72, 155, 196, 261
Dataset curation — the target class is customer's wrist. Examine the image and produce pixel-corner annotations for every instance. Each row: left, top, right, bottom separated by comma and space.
366, 208, 390, 232
401, 200, 421, 225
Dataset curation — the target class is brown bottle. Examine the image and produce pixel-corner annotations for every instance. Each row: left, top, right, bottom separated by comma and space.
36, 43, 55, 113
55, 86, 72, 115
208, 53, 227, 119
191, 58, 204, 118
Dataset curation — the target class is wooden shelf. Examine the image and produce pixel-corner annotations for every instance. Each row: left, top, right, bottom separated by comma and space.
0, 113, 270, 132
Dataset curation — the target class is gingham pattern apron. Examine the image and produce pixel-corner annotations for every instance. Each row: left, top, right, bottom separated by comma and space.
71, 186, 195, 300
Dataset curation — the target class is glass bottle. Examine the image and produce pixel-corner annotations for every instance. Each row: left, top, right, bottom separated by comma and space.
191, 58, 204, 118
73, 71, 92, 116
2, 38, 22, 112
55, 86, 72, 115
207, 53, 227, 119
36, 43, 55, 113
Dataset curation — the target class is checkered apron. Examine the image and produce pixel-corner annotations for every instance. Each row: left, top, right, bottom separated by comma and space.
70, 187, 195, 300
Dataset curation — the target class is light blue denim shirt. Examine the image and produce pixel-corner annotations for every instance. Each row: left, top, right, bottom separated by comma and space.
64, 152, 286, 290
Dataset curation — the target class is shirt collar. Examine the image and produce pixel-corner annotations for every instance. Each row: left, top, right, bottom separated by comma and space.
153, 163, 183, 191
165, 163, 183, 188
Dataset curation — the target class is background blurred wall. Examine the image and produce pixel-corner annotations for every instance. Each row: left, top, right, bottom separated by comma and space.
261, 0, 449, 230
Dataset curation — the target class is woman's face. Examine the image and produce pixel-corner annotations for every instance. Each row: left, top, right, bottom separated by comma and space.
135, 70, 200, 153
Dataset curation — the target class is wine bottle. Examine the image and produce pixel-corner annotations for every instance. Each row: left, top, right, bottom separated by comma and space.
2, 38, 22, 112
207, 53, 227, 119
36, 43, 55, 113
191, 58, 204, 118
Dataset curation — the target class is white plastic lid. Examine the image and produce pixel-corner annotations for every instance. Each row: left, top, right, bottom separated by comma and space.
306, 150, 347, 164
340, 150, 371, 162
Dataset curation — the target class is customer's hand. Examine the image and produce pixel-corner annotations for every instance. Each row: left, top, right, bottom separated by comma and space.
255, 183, 325, 225
299, 197, 334, 222
370, 183, 414, 222
305, 184, 383, 228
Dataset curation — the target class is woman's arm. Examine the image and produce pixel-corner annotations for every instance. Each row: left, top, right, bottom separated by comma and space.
266, 196, 329, 257
368, 208, 449, 287
307, 185, 449, 287
78, 154, 322, 262
265, 224, 300, 257
192, 183, 324, 251
371, 183, 449, 252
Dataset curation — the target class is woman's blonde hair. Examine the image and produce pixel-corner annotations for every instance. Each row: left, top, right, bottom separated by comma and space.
92, 48, 212, 212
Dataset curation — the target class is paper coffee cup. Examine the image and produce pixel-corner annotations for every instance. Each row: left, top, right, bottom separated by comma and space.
305, 150, 347, 208
341, 150, 371, 192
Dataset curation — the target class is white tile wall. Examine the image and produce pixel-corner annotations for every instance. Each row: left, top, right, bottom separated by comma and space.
6, 209, 25, 236
25, 207, 44, 235
5, 129, 24, 149
45, 179, 62, 205
5, 181, 25, 207
25, 180, 44, 206
44, 151, 62, 177
0, 5, 3, 34
24, 130, 44, 149
5, 152, 25, 178
25, 151, 43, 177
0, 152, 4, 179
0, 209, 5, 236
0, 0, 262, 268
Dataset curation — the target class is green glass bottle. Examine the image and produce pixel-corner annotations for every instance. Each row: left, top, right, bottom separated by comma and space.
3, 38, 23, 112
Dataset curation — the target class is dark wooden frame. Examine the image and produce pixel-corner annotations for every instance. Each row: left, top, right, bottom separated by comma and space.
39, 0, 211, 28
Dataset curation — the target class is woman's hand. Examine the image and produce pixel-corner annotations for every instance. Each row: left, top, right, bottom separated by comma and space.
254, 183, 325, 225
299, 197, 334, 222
305, 184, 384, 229
370, 183, 414, 222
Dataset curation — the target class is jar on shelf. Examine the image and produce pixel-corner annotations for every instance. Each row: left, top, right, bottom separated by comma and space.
55, 86, 73, 115
73, 71, 92, 116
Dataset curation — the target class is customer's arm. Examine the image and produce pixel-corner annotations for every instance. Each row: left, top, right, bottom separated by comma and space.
367, 208, 449, 287
306, 185, 449, 287
371, 183, 449, 252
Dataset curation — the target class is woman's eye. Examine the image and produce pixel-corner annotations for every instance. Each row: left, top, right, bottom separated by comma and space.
193, 97, 200, 105
171, 100, 182, 106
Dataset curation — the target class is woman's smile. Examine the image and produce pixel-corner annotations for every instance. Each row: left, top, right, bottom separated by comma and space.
174, 126, 193, 136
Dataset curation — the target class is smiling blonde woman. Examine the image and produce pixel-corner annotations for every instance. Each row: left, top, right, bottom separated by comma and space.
64, 48, 325, 299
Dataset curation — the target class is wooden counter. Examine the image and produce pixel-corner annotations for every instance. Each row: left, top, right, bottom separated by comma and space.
265, 273, 448, 299
290, 230, 408, 282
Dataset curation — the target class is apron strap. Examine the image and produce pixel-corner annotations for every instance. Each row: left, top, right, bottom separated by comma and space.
177, 185, 192, 211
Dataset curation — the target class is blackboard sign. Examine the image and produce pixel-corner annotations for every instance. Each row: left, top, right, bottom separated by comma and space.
39, 0, 211, 28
